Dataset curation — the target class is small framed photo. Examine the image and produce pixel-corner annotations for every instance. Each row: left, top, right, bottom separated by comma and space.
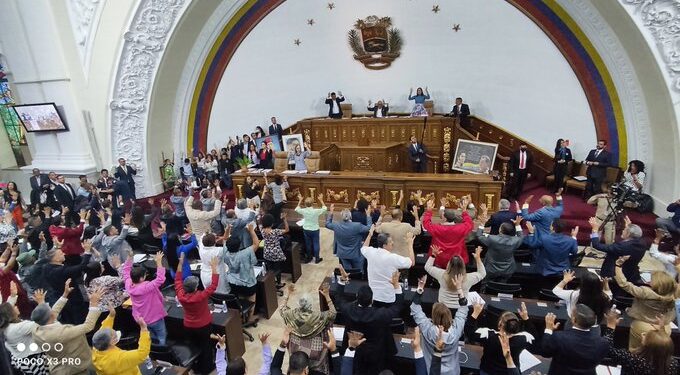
255, 134, 281, 152
282, 134, 304, 153
452, 139, 499, 174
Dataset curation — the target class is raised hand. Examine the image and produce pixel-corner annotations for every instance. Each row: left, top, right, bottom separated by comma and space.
588, 217, 600, 231
472, 303, 484, 318
79, 209, 88, 221
281, 326, 292, 348
63, 278, 74, 297
473, 246, 483, 260
562, 269, 575, 284
259, 332, 271, 346
154, 251, 164, 267
417, 275, 428, 291
430, 244, 442, 257
33, 289, 46, 304
624, 215, 632, 227
88, 286, 104, 307
435, 325, 445, 352
605, 309, 622, 329
571, 226, 580, 238
123, 213, 132, 225
426, 199, 435, 211
348, 331, 366, 349
320, 283, 331, 298
405, 231, 415, 243
602, 277, 611, 292
514, 201, 521, 212
555, 188, 563, 197
545, 313, 560, 330
517, 302, 529, 321
524, 195, 534, 205
322, 328, 336, 352
329, 203, 335, 212
108, 303, 117, 318
338, 265, 349, 282
411, 326, 422, 352
211, 334, 226, 348
9, 281, 17, 297
525, 221, 535, 234
615, 255, 630, 267
136, 316, 148, 331
110, 254, 121, 269
511, 215, 523, 226
317, 193, 324, 202
499, 332, 512, 362
451, 274, 464, 291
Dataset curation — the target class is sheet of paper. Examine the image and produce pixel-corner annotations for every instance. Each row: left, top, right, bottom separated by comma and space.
467, 292, 486, 306
133, 254, 148, 263
189, 263, 200, 271
497, 293, 514, 299
295, 219, 305, 227
416, 253, 425, 257
640, 272, 652, 283
491, 297, 501, 302
400, 338, 412, 344
536, 302, 548, 307
519, 349, 541, 372
596, 365, 621, 375
332, 327, 345, 341
521, 263, 530, 266
253, 266, 263, 277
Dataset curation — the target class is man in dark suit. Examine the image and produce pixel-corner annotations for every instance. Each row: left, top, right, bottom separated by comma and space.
589, 217, 646, 284
585, 139, 610, 197
238, 134, 256, 157
408, 136, 428, 173
336, 281, 405, 375
449, 97, 470, 126
29, 168, 51, 207
484, 199, 516, 235
268, 116, 284, 149
53, 174, 76, 210
325, 91, 345, 119
96, 169, 115, 200
367, 100, 389, 118
508, 144, 533, 200
114, 158, 137, 199
542, 305, 609, 375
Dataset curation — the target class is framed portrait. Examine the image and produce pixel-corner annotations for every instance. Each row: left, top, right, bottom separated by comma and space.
452, 139, 498, 174
12, 103, 69, 132
255, 134, 281, 152
282, 134, 304, 152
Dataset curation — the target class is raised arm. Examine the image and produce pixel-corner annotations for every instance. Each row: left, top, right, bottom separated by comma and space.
363, 224, 375, 248
247, 223, 259, 252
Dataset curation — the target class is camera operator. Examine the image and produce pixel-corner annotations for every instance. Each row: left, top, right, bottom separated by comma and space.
621, 160, 645, 209
587, 185, 615, 244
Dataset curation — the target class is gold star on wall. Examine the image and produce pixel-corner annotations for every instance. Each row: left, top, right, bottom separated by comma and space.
432, 5, 440, 13
327, 3, 335, 10
294, 39, 301, 46
307, 19, 315, 26
452, 24, 461, 32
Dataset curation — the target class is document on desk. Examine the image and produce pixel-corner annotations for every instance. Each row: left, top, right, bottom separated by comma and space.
332, 327, 345, 341
253, 266, 264, 278
519, 349, 541, 372
133, 254, 149, 264
189, 263, 200, 271
467, 292, 485, 306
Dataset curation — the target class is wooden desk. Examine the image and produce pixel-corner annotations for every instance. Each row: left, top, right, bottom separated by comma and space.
329, 142, 405, 172
256, 271, 279, 319
232, 170, 503, 212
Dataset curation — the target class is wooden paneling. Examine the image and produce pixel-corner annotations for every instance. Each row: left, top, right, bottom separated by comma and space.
232, 171, 503, 212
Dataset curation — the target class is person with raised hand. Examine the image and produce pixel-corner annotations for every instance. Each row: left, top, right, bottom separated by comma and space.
522, 218, 579, 277
92, 306, 151, 375
32, 286, 105, 375
475, 214, 525, 284
341, 330, 367, 375
603, 311, 679, 375
612, 255, 679, 351
122, 250, 167, 345
518, 188, 564, 235
0, 285, 69, 375
464, 301, 536, 375
224, 222, 260, 324
588, 215, 646, 284
423, 196, 474, 269
410, 273, 469, 373
541, 304, 609, 375
551, 269, 611, 331
326, 203, 372, 272
295, 193, 327, 263
426, 244, 485, 309
174, 253, 220, 374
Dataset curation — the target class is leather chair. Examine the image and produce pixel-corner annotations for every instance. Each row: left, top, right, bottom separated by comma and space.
340, 103, 352, 118
211, 293, 256, 342
273, 151, 289, 172
538, 288, 560, 302
304, 151, 321, 173
149, 341, 201, 369
565, 162, 588, 195
605, 167, 621, 186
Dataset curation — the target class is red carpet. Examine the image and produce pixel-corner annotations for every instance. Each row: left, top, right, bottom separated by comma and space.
517, 181, 658, 245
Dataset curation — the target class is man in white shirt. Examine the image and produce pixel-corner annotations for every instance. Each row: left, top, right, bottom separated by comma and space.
360, 225, 414, 306
325, 91, 345, 119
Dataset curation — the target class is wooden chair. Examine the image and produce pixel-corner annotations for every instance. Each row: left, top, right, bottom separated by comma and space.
273, 151, 289, 172
565, 162, 588, 195
340, 103, 352, 119
304, 151, 321, 173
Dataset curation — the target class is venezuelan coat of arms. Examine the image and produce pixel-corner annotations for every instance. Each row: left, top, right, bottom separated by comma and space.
348, 16, 403, 70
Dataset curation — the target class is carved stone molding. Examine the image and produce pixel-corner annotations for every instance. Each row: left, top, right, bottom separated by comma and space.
65, 0, 104, 74
621, 0, 680, 92
558, 0, 652, 162
110, 0, 188, 197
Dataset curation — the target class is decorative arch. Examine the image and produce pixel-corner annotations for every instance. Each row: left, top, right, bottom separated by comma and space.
186, 0, 628, 167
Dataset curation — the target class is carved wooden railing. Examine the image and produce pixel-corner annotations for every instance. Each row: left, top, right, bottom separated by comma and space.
462, 116, 553, 183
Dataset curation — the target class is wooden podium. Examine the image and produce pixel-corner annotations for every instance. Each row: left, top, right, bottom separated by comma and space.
327, 142, 404, 172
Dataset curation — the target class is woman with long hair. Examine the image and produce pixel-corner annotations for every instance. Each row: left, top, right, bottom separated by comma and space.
408, 87, 431, 117
552, 138, 573, 193
604, 311, 679, 375
552, 270, 611, 331
465, 302, 536, 375
247, 143, 259, 167
84, 255, 127, 310
3, 181, 26, 229
614, 256, 679, 351
425, 245, 486, 310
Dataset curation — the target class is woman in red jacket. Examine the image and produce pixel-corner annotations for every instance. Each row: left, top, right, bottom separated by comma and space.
174, 253, 219, 375
49, 208, 87, 265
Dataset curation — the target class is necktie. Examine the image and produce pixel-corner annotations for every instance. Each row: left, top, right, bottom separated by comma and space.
595, 150, 600, 158
520, 152, 525, 169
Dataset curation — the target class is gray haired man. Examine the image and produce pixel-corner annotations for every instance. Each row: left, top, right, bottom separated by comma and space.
588, 216, 646, 283
325, 204, 372, 271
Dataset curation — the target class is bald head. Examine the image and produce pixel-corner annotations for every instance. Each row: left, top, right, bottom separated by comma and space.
539, 195, 554, 207
391, 208, 403, 221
